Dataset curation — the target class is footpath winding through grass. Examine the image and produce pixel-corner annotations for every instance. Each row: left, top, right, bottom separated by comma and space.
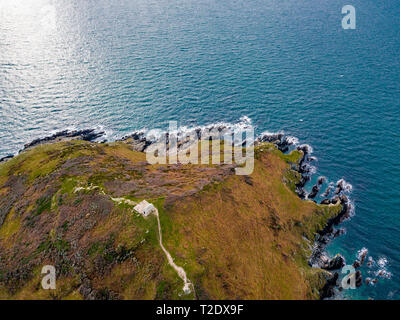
154, 207, 194, 296
73, 184, 194, 296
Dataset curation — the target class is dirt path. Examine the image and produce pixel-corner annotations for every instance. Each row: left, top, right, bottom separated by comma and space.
74, 185, 194, 296
154, 208, 194, 295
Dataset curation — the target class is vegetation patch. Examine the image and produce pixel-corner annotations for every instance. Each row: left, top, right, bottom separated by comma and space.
35, 196, 52, 216
0, 209, 20, 242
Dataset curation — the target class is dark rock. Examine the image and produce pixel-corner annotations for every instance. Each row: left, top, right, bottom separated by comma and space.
320, 199, 331, 205
259, 133, 284, 143
323, 254, 345, 271
353, 260, 361, 269
120, 131, 153, 152
22, 129, 105, 151
338, 195, 351, 221
279, 145, 289, 153
334, 179, 346, 195
244, 176, 253, 186
317, 176, 326, 185
377, 270, 384, 277
314, 195, 350, 241
297, 144, 312, 155
308, 185, 320, 199
297, 175, 310, 188
330, 196, 340, 204
0, 154, 14, 163
359, 249, 368, 265
333, 228, 344, 238
356, 270, 363, 287
322, 186, 332, 197
296, 188, 306, 199
257, 132, 293, 152
276, 139, 290, 152
320, 272, 339, 299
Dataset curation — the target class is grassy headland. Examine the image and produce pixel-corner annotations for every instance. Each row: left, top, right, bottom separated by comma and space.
0, 139, 341, 299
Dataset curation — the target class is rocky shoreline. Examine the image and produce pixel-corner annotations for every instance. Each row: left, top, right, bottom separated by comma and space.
0, 129, 105, 164
255, 132, 355, 299
0, 127, 353, 299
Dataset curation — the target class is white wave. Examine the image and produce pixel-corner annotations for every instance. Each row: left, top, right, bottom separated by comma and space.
347, 199, 356, 217
260, 130, 283, 136
357, 247, 368, 260
239, 115, 252, 124
260, 130, 284, 137
286, 136, 299, 145
298, 143, 313, 154
309, 165, 317, 175
137, 117, 255, 146
93, 124, 113, 141
364, 255, 392, 279
48, 125, 78, 135
377, 257, 388, 268
144, 128, 164, 141
337, 178, 353, 193
375, 269, 392, 279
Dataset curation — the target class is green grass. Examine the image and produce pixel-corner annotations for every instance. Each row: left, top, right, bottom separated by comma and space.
0, 209, 20, 242
35, 196, 52, 216
61, 177, 80, 194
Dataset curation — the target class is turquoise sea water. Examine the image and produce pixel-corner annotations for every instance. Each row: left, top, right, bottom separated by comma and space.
1, 0, 399, 299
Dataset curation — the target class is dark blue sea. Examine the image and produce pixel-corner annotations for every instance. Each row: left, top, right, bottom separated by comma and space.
1, 0, 399, 299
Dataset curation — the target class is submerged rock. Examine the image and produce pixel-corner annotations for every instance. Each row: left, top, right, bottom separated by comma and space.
358, 248, 368, 265
321, 186, 332, 197
365, 277, 379, 286
317, 176, 326, 185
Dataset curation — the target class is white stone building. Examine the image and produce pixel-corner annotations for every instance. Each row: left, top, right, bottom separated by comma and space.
134, 200, 156, 217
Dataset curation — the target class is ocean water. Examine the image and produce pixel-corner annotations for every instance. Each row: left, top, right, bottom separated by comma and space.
0, 0, 399, 299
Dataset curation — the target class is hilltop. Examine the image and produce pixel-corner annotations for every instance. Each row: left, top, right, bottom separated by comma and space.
0, 136, 344, 299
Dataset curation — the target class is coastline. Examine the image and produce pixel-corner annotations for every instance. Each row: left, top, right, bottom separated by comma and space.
257, 132, 353, 299
0, 126, 354, 299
